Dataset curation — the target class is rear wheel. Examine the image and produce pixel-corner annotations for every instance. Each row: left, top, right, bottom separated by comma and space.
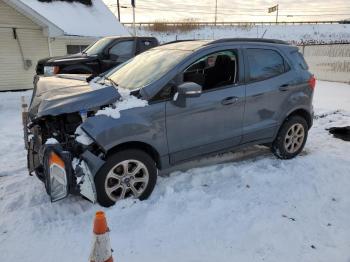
272, 115, 308, 159
94, 149, 157, 207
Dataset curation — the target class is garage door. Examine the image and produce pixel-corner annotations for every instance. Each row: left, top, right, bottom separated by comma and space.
0, 27, 49, 91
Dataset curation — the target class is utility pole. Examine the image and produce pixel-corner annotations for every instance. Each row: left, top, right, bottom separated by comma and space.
116, 0, 121, 21
214, 0, 218, 26
276, 4, 279, 23
132, 0, 136, 36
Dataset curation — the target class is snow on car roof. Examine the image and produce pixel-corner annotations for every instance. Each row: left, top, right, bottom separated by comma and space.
17, 0, 130, 37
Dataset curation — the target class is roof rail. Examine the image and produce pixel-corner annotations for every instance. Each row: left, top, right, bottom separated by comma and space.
207, 38, 289, 45
161, 39, 197, 45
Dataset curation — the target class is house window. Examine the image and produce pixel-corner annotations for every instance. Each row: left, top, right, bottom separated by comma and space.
66, 45, 89, 55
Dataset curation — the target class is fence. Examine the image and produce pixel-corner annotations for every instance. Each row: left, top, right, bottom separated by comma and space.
300, 43, 350, 83
123, 21, 345, 27
131, 25, 350, 83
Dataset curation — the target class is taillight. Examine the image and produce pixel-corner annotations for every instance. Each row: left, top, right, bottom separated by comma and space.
309, 75, 316, 90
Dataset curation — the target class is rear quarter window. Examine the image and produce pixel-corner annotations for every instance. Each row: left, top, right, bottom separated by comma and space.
246, 48, 287, 82
292, 51, 309, 70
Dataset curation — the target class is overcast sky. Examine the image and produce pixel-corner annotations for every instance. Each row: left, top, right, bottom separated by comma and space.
103, 0, 350, 23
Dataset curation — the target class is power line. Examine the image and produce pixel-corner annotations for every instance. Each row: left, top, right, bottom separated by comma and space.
108, 5, 350, 17
112, 0, 350, 10
107, 3, 350, 15
108, 2, 350, 12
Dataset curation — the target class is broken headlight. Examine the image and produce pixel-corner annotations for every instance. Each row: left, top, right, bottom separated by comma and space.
43, 147, 72, 202
48, 151, 68, 201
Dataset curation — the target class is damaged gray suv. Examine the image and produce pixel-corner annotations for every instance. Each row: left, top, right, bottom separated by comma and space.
24, 39, 315, 207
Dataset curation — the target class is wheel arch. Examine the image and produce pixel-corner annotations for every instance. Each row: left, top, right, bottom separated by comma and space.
285, 108, 312, 129
106, 141, 163, 169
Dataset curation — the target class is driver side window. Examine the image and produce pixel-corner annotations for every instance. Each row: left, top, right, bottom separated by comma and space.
183, 50, 238, 91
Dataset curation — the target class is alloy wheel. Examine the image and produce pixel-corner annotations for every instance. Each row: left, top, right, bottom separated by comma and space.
104, 159, 149, 202
284, 123, 305, 154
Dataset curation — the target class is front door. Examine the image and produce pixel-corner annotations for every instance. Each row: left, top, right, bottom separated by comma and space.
165, 49, 245, 164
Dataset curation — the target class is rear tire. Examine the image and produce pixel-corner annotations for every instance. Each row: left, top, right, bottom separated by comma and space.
95, 149, 157, 207
272, 115, 308, 159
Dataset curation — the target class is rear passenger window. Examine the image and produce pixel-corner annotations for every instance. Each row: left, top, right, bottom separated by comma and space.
247, 49, 287, 82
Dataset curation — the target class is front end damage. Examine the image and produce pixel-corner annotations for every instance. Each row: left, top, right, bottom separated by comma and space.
25, 117, 105, 203
22, 75, 121, 203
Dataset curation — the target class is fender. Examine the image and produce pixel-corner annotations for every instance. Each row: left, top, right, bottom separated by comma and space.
80, 103, 168, 157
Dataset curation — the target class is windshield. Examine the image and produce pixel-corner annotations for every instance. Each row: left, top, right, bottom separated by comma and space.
107, 48, 190, 90
83, 38, 114, 55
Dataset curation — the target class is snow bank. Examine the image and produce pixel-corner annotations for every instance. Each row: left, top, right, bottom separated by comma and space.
96, 89, 148, 119
136, 24, 350, 45
0, 82, 350, 262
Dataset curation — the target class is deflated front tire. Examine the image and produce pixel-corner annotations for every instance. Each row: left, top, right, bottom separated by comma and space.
94, 149, 157, 207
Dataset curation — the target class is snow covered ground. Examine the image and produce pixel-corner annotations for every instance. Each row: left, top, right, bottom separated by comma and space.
0, 81, 349, 262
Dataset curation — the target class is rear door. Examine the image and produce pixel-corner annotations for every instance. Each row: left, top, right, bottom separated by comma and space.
242, 47, 298, 143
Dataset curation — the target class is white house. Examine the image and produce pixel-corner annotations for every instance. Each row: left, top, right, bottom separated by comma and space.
0, 0, 130, 90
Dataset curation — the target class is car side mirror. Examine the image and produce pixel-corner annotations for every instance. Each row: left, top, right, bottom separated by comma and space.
173, 82, 202, 107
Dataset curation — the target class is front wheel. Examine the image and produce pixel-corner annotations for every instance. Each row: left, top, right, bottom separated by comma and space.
272, 115, 308, 159
94, 149, 157, 207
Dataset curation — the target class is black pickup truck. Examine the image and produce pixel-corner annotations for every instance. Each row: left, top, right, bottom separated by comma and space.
36, 36, 159, 76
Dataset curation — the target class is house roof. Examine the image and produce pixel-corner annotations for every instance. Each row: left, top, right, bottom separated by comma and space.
4, 0, 130, 37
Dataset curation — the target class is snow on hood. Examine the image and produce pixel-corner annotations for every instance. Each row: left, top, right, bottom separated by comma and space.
88, 76, 105, 90
95, 88, 148, 119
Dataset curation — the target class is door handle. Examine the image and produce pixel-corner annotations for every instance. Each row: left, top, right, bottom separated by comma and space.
279, 84, 291, 91
221, 96, 239, 105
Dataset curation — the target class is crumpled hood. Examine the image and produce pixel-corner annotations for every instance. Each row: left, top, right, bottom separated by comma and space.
29, 75, 121, 119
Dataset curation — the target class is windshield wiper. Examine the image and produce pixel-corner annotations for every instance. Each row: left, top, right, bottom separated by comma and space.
103, 76, 118, 88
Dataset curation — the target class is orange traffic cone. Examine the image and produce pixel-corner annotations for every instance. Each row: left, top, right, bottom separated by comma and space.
89, 211, 114, 262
